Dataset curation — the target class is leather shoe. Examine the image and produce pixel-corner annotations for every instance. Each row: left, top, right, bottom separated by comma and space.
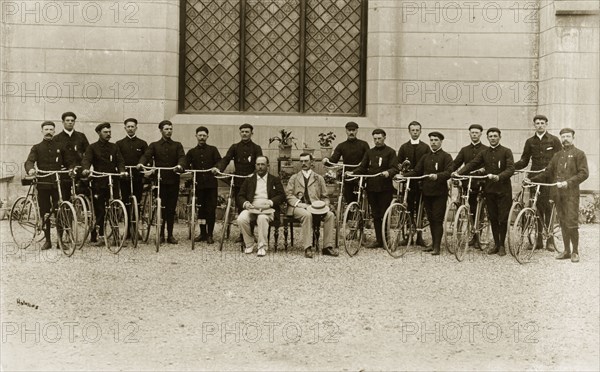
556, 251, 571, 260
41, 241, 52, 250
167, 236, 178, 244
415, 236, 427, 247
257, 247, 266, 257
206, 236, 214, 244
194, 234, 207, 242
366, 240, 383, 249
571, 253, 579, 262
546, 239, 556, 252
431, 249, 440, 256
95, 238, 105, 247
488, 246, 499, 255
422, 246, 434, 252
322, 247, 339, 257
160, 236, 165, 244
305, 247, 313, 258
234, 235, 244, 243
498, 245, 506, 256
468, 236, 481, 249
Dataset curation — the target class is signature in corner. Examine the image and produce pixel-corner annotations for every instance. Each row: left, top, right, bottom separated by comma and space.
17, 298, 39, 310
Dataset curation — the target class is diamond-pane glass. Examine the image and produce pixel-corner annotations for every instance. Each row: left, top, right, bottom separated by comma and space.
183, 0, 240, 112
304, 0, 362, 114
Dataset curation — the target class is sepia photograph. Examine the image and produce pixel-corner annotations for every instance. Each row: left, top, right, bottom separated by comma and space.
1, 0, 599, 370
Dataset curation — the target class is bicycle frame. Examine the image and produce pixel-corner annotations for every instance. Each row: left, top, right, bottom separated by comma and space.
214, 171, 252, 251
323, 161, 360, 248
184, 168, 214, 250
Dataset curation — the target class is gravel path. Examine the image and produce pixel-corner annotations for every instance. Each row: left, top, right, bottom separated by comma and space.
2, 221, 599, 371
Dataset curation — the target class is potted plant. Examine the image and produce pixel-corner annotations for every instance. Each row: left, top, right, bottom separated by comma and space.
302, 142, 315, 156
269, 129, 298, 159
318, 131, 336, 158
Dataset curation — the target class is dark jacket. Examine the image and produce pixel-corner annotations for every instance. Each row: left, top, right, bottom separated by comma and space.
185, 144, 222, 189
237, 173, 286, 214
82, 140, 126, 188
217, 140, 263, 187
139, 138, 186, 185
452, 142, 489, 171
397, 140, 430, 171
514, 132, 562, 171
53, 130, 89, 166
329, 138, 370, 169
116, 135, 148, 166
459, 144, 515, 194
404, 149, 453, 196
24, 139, 73, 189
354, 145, 399, 192
531, 145, 589, 196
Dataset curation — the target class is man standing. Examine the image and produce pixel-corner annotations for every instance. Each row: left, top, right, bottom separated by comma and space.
451, 124, 489, 249
454, 128, 515, 256
348, 129, 399, 249
514, 114, 562, 251
403, 132, 453, 255
530, 128, 588, 262
24, 121, 73, 250
138, 120, 186, 244
217, 123, 263, 242
81, 123, 127, 244
53, 112, 89, 195
185, 126, 222, 244
322, 121, 370, 203
116, 118, 148, 238
287, 153, 338, 258
397, 121, 430, 246
237, 156, 285, 257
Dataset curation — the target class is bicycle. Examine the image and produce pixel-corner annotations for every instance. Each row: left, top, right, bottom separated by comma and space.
9, 169, 78, 256
451, 174, 492, 262
341, 173, 382, 257
510, 180, 562, 264
443, 177, 463, 254
138, 165, 180, 252
184, 168, 215, 250
68, 170, 92, 250
124, 166, 142, 248
381, 174, 429, 258
323, 161, 360, 248
506, 168, 545, 256
214, 171, 252, 251
89, 170, 128, 254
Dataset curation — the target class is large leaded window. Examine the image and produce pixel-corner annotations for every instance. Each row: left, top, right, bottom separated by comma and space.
180, 0, 367, 115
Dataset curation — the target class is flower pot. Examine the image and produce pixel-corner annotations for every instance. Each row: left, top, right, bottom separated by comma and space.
320, 146, 333, 159
279, 144, 292, 159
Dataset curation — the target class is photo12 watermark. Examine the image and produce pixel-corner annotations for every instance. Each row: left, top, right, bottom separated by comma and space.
1, 1, 139, 24
2, 81, 139, 104
400, 321, 539, 344
201, 321, 340, 344
400, 2, 538, 24
2, 321, 140, 344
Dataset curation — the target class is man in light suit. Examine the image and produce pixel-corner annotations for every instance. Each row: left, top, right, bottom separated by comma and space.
237, 156, 285, 257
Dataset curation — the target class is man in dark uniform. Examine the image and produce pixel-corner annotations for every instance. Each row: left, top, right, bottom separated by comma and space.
514, 114, 562, 251
137, 120, 186, 244
185, 126, 222, 244
217, 123, 263, 242
116, 118, 148, 238
454, 128, 515, 256
529, 128, 589, 262
53, 111, 90, 197
403, 132, 453, 255
81, 123, 127, 244
451, 124, 488, 249
348, 129, 399, 248
397, 121, 430, 246
25, 121, 74, 250
322, 121, 370, 203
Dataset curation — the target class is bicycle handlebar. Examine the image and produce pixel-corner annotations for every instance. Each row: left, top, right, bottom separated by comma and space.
524, 180, 560, 187
394, 174, 430, 181
90, 170, 124, 177
35, 169, 71, 176
323, 161, 360, 168
451, 174, 489, 180
515, 168, 545, 174
139, 165, 181, 171
345, 172, 383, 182
214, 171, 253, 179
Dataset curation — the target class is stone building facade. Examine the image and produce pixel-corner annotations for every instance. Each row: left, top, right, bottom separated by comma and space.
1, 0, 598, 199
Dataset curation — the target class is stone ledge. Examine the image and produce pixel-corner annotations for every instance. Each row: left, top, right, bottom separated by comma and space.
555, 0, 600, 15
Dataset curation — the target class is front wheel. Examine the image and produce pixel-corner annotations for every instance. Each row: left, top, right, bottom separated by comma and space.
548, 204, 563, 254
382, 203, 410, 258
219, 196, 233, 252
453, 205, 470, 262
506, 201, 524, 257
154, 197, 162, 252
189, 195, 197, 250
475, 202, 492, 252
129, 195, 139, 248
57, 201, 77, 257
104, 199, 128, 254
443, 201, 459, 254
343, 202, 364, 257
512, 208, 538, 264
72, 195, 89, 250
9, 196, 40, 249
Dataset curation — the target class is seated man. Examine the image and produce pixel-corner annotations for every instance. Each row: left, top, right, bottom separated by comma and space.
237, 156, 285, 257
286, 153, 338, 258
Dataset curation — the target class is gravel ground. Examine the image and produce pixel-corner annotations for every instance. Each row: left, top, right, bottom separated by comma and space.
1, 221, 599, 371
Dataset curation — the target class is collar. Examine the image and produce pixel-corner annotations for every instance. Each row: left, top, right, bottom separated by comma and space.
127, 134, 137, 140
197, 143, 206, 148
490, 144, 500, 149
536, 132, 547, 140
63, 129, 74, 137
301, 170, 312, 178
471, 141, 481, 147
410, 139, 420, 145
431, 148, 442, 154
99, 138, 110, 145
257, 173, 268, 181
43, 137, 53, 142
160, 137, 173, 144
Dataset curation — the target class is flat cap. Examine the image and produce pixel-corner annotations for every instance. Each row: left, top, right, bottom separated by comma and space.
533, 114, 548, 122
487, 127, 501, 135
345, 121, 359, 129
428, 131, 444, 140
124, 118, 138, 125
468, 124, 483, 131
95, 122, 111, 133
559, 128, 575, 135
61, 112, 76, 121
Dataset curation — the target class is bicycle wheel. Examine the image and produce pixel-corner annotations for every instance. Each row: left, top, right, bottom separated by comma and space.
140, 191, 152, 243
154, 197, 162, 252
56, 201, 77, 257
190, 194, 197, 250
334, 195, 344, 249
9, 196, 41, 249
443, 201, 459, 254
453, 205, 470, 262
382, 203, 410, 258
476, 202, 492, 252
506, 201, 524, 256
129, 195, 140, 248
343, 202, 364, 257
104, 199, 128, 254
219, 196, 233, 251
549, 206, 563, 254
513, 208, 538, 264
72, 195, 89, 250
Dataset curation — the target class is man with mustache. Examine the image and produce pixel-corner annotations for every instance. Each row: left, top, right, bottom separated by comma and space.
25, 121, 74, 250
81, 123, 127, 245
529, 128, 589, 262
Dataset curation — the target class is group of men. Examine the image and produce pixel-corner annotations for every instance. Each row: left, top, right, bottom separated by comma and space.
24, 113, 589, 262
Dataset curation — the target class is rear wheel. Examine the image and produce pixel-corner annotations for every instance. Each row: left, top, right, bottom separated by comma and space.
549, 204, 563, 254
140, 191, 152, 243
219, 196, 233, 251
453, 205, 470, 262
9, 196, 40, 249
343, 202, 364, 257
476, 201, 492, 252
443, 201, 459, 254
190, 195, 197, 250
382, 203, 410, 258
507, 200, 524, 256
154, 198, 162, 252
57, 201, 77, 257
72, 195, 89, 250
104, 199, 128, 254
513, 208, 538, 264
129, 195, 139, 248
